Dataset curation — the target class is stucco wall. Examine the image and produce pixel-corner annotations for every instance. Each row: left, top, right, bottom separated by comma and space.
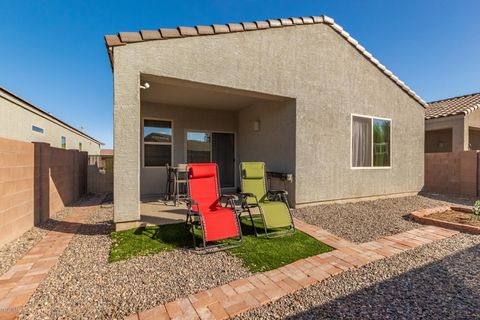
425, 128, 453, 153
140, 102, 237, 195
237, 100, 296, 202
113, 23, 425, 222
425, 115, 466, 152
0, 92, 101, 155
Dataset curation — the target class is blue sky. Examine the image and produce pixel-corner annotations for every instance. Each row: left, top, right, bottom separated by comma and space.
1, 0, 479, 148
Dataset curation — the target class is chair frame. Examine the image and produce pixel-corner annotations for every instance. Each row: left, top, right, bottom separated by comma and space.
185, 164, 242, 252
239, 163, 295, 238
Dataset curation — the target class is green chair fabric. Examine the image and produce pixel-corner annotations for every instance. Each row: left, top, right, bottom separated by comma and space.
240, 162, 293, 230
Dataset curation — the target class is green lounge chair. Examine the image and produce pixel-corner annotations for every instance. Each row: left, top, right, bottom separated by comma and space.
239, 162, 295, 237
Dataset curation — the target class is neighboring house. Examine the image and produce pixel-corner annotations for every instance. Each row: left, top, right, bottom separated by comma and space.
425, 92, 480, 153
100, 149, 114, 156
0, 86, 102, 154
105, 15, 426, 229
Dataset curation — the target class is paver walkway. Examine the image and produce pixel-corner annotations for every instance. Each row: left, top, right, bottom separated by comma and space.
0, 195, 103, 320
126, 221, 459, 320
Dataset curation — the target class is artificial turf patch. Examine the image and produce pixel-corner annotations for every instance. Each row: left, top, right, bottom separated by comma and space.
109, 219, 332, 272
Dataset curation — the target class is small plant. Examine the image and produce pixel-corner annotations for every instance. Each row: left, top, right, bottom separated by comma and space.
472, 200, 480, 223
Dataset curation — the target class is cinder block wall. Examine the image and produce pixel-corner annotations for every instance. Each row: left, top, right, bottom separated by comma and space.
0, 138, 35, 246
424, 151, 479, 196
0, 137, 87, 246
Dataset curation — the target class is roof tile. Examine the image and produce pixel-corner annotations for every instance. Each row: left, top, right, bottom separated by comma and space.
140, 30, 162, 40
290, 17, 303, 25
267, 19, 282, 28
426, 93, 480, 119
227, 23, 244, 32
159, 28, 181, 38
255, 21, 270, 29
178, 26, 198, 36
301, 17, 314, 24
324, 16, 335, 24
212, 24, 230, 34
104, 14, 427, 107
279, 18, 294, 26
241, 22, 257, 31
195, 25, 214, 35
104, 34, 124, 47
118, 32, 142, 43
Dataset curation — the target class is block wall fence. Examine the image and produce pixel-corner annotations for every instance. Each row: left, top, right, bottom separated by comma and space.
424, 151, 479, 197
0, 137, 87, 246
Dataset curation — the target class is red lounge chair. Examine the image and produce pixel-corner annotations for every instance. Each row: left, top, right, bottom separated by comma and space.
185, 163, 242, 251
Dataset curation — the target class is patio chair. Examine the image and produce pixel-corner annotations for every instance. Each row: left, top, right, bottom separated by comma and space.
185, 163, 242, 251
239, 162, 295, 238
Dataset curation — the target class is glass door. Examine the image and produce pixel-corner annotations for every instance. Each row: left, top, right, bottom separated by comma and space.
186, 131, 211, 163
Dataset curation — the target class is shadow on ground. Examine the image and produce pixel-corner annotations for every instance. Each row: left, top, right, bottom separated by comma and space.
287, 244, 480, 319
419, 192, 476, 207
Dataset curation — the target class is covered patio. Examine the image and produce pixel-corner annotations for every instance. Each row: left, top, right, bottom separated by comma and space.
138, 74, 296, 221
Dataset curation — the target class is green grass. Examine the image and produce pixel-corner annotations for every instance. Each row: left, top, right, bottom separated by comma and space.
109, 223, 192, 262
109, 217, 332, 272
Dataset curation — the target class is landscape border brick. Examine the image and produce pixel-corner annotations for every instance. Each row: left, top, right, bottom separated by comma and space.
411, 206, 480, 235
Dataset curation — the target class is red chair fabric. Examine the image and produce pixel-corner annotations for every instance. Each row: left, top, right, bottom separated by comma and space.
188, 163, 240, 242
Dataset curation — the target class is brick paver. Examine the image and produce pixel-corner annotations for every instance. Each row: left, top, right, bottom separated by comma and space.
126, 222, 459, 320
0, 195, 103, 320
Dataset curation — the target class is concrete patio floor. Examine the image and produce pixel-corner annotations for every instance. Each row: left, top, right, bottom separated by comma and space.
140, 194, 188, 226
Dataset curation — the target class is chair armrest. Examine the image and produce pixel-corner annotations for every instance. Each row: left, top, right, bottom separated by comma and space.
221, 194, 238, 208
241, 192, 256, 198
221, 194, 238, 201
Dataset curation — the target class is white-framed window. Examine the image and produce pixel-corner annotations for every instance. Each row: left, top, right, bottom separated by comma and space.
143, 119, 173, 167
351, 114, 391, 168
61, 136, 66, 149
79, 142, 82, 151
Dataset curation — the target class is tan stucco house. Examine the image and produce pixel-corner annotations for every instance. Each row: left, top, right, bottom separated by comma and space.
425, 92, 480, 152
105, 15, 426, 229
0, 86, 102, 154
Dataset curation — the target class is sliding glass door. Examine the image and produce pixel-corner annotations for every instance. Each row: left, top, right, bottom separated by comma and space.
186, 131, 235, 187
186, 131, 211, 163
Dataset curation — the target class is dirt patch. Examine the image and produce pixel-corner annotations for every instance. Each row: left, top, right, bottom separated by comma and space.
428, 210, 480, 227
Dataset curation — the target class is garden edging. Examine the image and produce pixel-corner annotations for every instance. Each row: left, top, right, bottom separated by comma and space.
411, 206, 480, 235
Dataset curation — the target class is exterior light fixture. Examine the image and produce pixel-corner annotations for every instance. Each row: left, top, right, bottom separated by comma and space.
253, 120, 260, 132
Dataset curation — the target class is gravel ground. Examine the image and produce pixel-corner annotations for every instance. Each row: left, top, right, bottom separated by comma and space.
238, 233, 480, 319
294, 193, 476, 243
0, 205, 77, 276
19, 205, 251, 319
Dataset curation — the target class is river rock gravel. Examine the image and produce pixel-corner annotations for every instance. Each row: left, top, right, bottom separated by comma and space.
294, 194, 475, 243
18, 205, 251, 319
238, 233, 480, 319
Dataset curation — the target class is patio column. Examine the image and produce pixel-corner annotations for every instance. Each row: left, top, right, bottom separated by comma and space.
113, 63, 141, 230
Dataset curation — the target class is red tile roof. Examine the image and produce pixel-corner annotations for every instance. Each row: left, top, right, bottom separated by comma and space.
104, 15, 426, 107
100, 149, 113, 156
426, 92, 480, 119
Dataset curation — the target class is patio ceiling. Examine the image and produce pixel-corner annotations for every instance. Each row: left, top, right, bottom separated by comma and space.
140, 74, 292, 111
